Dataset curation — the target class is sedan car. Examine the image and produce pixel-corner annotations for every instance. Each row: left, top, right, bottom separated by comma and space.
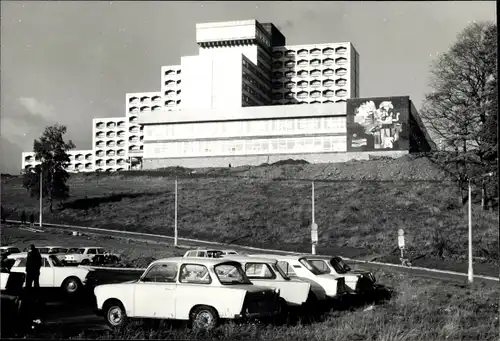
249, 254, 347, 302
94, 257, 281, 331
303, 255, 376, 293
183, 248, 239, 258
8, 252, 96, 294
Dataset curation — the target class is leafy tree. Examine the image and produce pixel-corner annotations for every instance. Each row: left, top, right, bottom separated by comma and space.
421, 21, 497, 206
23, 124, 75, 212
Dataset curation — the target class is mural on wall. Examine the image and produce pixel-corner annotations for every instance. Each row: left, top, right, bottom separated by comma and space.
346, 97, 409, 151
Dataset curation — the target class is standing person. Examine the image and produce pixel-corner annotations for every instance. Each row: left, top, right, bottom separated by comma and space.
29, 213, 35, 228
20, 210, 26, 225
26, 245, 42, 291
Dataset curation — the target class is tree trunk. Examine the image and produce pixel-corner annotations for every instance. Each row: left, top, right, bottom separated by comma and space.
49, 196, 53, 213
481, 178, 488, 210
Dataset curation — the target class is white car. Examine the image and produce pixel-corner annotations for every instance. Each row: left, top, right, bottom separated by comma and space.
249, 254, 347, 301
7, 252, 95, 294
94, 257, 280, 330
64, 247, 119, 265
34, 246, 69, 261
0, 246, 21, 256
183, 248, 239, 258
303, 255, 376, 293
221, 255, 312, 309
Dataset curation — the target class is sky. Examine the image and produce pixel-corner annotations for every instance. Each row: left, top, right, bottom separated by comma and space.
0, 1, 496, 174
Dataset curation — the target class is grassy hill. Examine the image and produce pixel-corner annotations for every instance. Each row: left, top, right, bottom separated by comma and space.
1, 155, 498, 269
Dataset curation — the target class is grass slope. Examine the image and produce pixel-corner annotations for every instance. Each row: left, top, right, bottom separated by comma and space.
1, 157, 498, 270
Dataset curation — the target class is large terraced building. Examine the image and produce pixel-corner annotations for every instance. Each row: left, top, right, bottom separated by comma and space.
21, 19, 433, 172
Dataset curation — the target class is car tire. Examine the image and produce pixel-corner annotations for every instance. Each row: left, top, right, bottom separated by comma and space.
274, 298, 290, 326
104, 300, 127, 328
190, 305, 219, 331
62, 277, 81, 295
80, 259, 90, 265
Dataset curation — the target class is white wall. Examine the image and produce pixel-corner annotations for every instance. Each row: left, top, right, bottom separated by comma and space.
199, 45, 258, 65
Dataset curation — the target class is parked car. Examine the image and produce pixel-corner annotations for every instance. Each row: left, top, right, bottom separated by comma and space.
303, 255, 376, 293
32, 246, 69, 261
183, 248, 239, 258
0, 246, 22, 257
94, 257, 281, 331
248, 254, 347, 302
64, 247, 120, 265
220, 255, 313, 320
8, 252, 96, 294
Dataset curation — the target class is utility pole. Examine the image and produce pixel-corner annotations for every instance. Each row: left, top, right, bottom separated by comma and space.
39, 166, 43, 228
311, 181, 318, 255
468, 178, 473, 283
174, 177, 178, 247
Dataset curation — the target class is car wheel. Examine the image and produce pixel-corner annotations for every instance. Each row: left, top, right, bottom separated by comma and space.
62, 277, 81, 295
190, 305, 219, 331
80, 259, 90, 265
104, 301, 127, 328
274, 298, 290, 326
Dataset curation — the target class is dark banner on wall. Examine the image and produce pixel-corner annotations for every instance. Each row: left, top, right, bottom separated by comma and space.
346, 96, 410, 152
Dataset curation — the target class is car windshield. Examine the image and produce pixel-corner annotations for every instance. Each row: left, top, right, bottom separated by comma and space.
68, 248, 85, 254
299, 258, 324, 276
207, 251, 223, 258
38, 248, 49, 253
214, 263, 252, 285
330, 257, 351, 274
49, 255, 64, 267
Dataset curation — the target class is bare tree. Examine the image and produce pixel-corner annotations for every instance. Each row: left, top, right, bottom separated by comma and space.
421, 21, 497, 206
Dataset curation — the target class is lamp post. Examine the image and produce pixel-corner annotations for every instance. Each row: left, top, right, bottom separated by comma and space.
39, 166, 42, 228
174, 177, 178, 247
467, 171, 495, 284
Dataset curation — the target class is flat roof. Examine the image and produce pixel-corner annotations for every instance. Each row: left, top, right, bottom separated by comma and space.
140, 103, 347, 125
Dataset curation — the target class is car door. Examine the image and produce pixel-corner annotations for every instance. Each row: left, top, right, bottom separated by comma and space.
39, 257, 55, 287
133, 262, 178, 319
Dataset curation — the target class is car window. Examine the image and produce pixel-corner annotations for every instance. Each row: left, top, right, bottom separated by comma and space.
196, 251, 205, 257
17, 258, 27, 267
215, 263, 251, 285
38, 248, 49, 254
42, 258, 51, 267
10, 248, 20, 253
49, 255, 64, 267
87, 249, 97, 255
179, 264, 211, 284
186, 251, 196, 257
245, 263, 276, 279
277, 261, 297, 277
309, 260, 331, 274
330, 257, 351, 274
142, 263, 178, 283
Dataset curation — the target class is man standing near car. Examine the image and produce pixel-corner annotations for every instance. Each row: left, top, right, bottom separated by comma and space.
25, 245, 42, 290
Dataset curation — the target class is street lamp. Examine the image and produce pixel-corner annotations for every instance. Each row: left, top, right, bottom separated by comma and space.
467, 171, 495, 283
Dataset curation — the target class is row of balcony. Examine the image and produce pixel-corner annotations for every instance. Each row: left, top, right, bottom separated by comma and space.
128, 105, 162, 113
273, 58, 347, 69
128, 95, 162, 105
25, 154, 93, 162
272, 78, 347, 90
272, 99, 347, 105
164, 80, 182, 87
272, 89, 348, 100
95, 149, 127, 157
95, 138, 144, 148
164, 69, 181, 76
68, 163, 93, 171
95, 128, 142, 139
95, 159, 128, 167
164, 89, 181, 97
96, 117, 138, 129
272, 46, 348, 59
95, 168, 127, 172
275, 68, 348, 79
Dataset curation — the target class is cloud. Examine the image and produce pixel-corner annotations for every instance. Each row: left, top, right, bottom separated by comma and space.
18, 97, 57, 121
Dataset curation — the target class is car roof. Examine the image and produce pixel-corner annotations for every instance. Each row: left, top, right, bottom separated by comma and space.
249, 254, 303, 260
222, 255, 277, 263
36, 246, 66, 249
0, 246, 19, 249
153, 257, 243, 267
8, 252, 51, 259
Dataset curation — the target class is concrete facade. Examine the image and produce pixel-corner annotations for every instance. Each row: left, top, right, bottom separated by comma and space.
143, 150, 409, 169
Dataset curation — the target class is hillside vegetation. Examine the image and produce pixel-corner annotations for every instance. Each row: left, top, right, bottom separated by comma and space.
1, 156, 498, 269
